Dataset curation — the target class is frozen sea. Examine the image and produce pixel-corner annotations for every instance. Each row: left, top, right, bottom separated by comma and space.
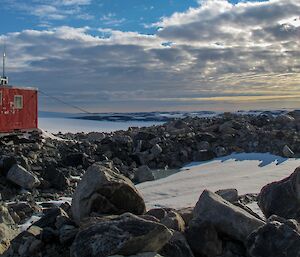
39, 117, 164, 133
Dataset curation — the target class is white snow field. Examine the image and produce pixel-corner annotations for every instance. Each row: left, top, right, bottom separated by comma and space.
137, 153, 300, 210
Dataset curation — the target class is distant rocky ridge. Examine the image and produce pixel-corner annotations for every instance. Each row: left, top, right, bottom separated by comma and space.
1, 110, 300, 256
71, 109, 291, 122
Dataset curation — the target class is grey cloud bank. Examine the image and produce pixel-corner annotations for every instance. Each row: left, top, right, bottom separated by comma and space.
1, 0, 300, 112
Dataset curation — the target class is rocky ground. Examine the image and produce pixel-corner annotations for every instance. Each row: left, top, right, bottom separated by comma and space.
1, 110, 300, 256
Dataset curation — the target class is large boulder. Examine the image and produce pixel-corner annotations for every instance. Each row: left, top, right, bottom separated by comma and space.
70, 213, 172, 257
192, 190, 264, 243
258, 166, 300, 220
0, 205, 18, 255
247, 218, 300, 257
71, 164, 146, 224
6, 164, 40, 189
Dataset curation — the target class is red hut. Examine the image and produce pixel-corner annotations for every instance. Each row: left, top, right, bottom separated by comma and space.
0, 54, 38, 132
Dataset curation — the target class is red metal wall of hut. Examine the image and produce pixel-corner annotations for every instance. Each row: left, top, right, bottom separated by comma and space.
0, 86, 38, 132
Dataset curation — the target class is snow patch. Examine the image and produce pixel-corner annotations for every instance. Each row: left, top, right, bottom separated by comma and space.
137, 153, 300, 210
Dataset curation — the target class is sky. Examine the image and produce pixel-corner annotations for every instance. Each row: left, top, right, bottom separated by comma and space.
0, 0, 299, 113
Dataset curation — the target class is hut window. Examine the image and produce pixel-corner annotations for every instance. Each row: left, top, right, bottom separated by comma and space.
14, 95, 23, 109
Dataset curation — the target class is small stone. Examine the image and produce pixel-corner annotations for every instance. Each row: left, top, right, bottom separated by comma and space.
151, 144, 163, 157
215, 188, 238, 203
135, 165, 155, 183
29, 239, 43, 254
59, 225, 78, 244
160, 211, 185, 232
282, 145, 294, 158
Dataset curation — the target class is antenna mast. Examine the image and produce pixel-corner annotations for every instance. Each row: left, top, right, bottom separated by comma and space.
0, 43, 8, 86
2, 46, 5, 78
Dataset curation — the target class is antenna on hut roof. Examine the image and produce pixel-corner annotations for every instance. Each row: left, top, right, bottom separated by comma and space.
1, 42, 8, 86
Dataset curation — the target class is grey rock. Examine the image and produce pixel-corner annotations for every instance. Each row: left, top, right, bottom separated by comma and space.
159, 231, 194, 257
42, 167, 70, 190
0, 205, 18, 255
247, 219, 300, 257
219, 121, 236, 134
275, 114, 295, 124
282, 145, 294, 158
197, 141, 210, 151
193, 190, 265, 243
146, 209, 168, 221
59, 225, 78, 244
0, 156, 17, 176
160, 211, 185, 232
151, 144, 163, 157
288, 110, 300, 120
109, 253, 163, 257
215, 188, 238, 203
193, 150, 215, 162
258, 166, 300, 220
220, 240, 246, 257
214, 146, 227, 157
176, 207, 193, 225
33, 207, 68, 229
6, 164, 40, 189
70, 213, 172, 257
28, 239, 43, 255
186, 220, 222, 257
86, 132, 105, 142
71, 164, 146, 224
135, 165, 155, 183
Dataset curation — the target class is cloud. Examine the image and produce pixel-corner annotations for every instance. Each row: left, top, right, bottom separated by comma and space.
1, 0, 300, 112
57, 0, 91, 6
2, 0, 93, 22
100, 13, 126, 27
